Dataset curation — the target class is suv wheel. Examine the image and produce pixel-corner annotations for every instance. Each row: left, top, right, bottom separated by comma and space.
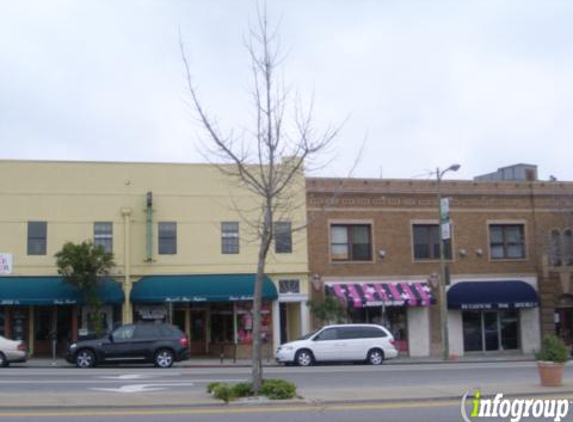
367, 349, 384, 365
0, 352, 7, 368
295, 349, 314, 367
154, 349, 174, 368
76, 349, 96, 368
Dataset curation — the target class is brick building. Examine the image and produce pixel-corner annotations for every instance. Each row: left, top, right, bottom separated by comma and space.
307, 167, 573, 357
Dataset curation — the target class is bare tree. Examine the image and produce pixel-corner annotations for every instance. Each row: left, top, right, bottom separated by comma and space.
180, 10, 340, 392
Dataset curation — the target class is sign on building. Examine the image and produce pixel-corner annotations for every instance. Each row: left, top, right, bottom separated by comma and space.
0, 253, 12, 274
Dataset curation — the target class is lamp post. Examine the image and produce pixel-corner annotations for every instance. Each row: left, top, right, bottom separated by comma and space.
436, 163, 460, 360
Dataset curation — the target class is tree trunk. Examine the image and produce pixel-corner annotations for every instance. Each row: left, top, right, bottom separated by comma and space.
251, 204, 272, 394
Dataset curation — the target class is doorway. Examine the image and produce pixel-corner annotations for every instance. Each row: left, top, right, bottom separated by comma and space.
190, 310, 206, 355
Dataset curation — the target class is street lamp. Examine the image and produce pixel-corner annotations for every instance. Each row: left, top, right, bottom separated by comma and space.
436, 163, 460, 361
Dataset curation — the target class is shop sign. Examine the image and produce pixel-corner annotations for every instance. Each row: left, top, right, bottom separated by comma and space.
460, 301, 538, 310
165, 296, 208, 302
1, 299, 20, 305
0, 253, 12, 274
53, 299, 78, 305
137, 305, 167, 320
229, 295, 254, 301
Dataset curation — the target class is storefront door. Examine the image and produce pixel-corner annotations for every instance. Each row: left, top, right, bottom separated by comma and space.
483, 311, 499, 351
34, 307, 53, 355
190, 310, 206, 355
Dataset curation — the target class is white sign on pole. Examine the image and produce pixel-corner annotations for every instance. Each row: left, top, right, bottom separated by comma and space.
440, 197, 452, 240
0, 253, 12, 274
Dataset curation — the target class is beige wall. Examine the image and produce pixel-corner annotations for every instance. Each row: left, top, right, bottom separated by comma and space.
0, 160, 309, 280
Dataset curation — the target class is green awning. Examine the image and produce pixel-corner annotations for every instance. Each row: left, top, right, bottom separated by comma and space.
131, 274, 278, 303
0, 277, 124, 306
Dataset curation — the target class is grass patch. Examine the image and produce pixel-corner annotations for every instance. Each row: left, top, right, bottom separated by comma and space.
207, 379, 297, 402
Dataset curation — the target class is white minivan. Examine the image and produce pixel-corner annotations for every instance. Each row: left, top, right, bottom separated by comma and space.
275, 324, 398, 366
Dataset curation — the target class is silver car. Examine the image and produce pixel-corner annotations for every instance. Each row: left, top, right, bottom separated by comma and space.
0, 335, 28, 367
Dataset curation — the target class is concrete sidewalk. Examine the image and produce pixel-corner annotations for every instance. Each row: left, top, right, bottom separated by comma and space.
22, 353, 537, 368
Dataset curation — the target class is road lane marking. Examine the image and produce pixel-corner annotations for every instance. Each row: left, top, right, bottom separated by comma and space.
0, 378, 245, 385
91, 383, 196, 393
0, 400, 462, 418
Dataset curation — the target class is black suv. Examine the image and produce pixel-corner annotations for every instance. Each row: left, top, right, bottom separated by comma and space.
65, 323, 190, 368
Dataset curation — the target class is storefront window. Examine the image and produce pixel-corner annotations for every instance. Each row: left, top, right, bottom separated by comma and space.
10, 308, 27, 341
236, 302, 272, 344
462, 311, 482, 352
500, 310, 519, 350
348, 307, 407, 342
462, 310, 519, 352
135, 305, 168, 323
0, 308, 5, 336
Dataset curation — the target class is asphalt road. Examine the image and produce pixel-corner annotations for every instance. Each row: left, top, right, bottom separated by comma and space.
0, 361, 568, 393
0, 402, 527, 422
0, 362, 571, 422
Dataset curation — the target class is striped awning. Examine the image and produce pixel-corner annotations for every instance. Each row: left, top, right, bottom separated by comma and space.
325, 282, 435, 308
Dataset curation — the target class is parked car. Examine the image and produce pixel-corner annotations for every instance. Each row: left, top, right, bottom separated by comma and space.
0, 335, 28, 367
275, 324, 398, 366
65, 323, 190, 368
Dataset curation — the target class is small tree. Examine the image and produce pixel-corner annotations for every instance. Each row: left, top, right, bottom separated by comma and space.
55, 241, 115, 337
307, 296, 348, 325
181, 8, 340, 393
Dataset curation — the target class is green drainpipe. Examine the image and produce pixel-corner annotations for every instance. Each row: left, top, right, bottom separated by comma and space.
146, 191, 153, 261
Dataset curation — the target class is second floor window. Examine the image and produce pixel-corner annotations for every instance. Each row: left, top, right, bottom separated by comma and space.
489, 224, 525, 259
565, 229, 573, 266
330, 224, 372, 261
279, 279, 300, 294
221, 222, 239, 254
27, 221, 47, 255
158, 222, 177, 255
94, 222, 113, 253
274, 222, 292, 254
413, 224, 452, 260
550, 228, 573, 266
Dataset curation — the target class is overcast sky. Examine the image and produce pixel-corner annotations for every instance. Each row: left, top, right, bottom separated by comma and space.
1, 1, 572, 181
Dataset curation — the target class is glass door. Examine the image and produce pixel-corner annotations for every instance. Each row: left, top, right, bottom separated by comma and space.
483, 311, 500, 351
190, 310, 206, 355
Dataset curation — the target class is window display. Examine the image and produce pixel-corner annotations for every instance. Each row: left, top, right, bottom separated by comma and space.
236, 302, 272, 344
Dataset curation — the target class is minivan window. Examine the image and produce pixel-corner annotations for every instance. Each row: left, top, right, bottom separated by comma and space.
314, 328, 338, 341
361, 326, 386, 338
299, 330, 318, 341
338, 327, 363, 340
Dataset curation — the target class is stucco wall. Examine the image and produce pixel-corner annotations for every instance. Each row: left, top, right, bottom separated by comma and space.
407, 306, 431, 357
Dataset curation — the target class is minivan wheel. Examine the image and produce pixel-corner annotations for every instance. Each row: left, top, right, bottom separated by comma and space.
367, 349, 384, 365
75, 349, 96, 368
154, 349, 174, 368
0, 352, 7, 368
295, 349, 314, 367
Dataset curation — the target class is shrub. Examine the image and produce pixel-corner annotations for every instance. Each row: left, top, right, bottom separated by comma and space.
261, 378, 297, 400
206, 382, 222, 394
536, 334, 569, 363
231, 382, 254, 398
212, 383, 236, 403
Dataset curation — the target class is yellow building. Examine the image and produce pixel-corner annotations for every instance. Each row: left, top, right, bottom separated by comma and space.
0, 160, 310, 357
